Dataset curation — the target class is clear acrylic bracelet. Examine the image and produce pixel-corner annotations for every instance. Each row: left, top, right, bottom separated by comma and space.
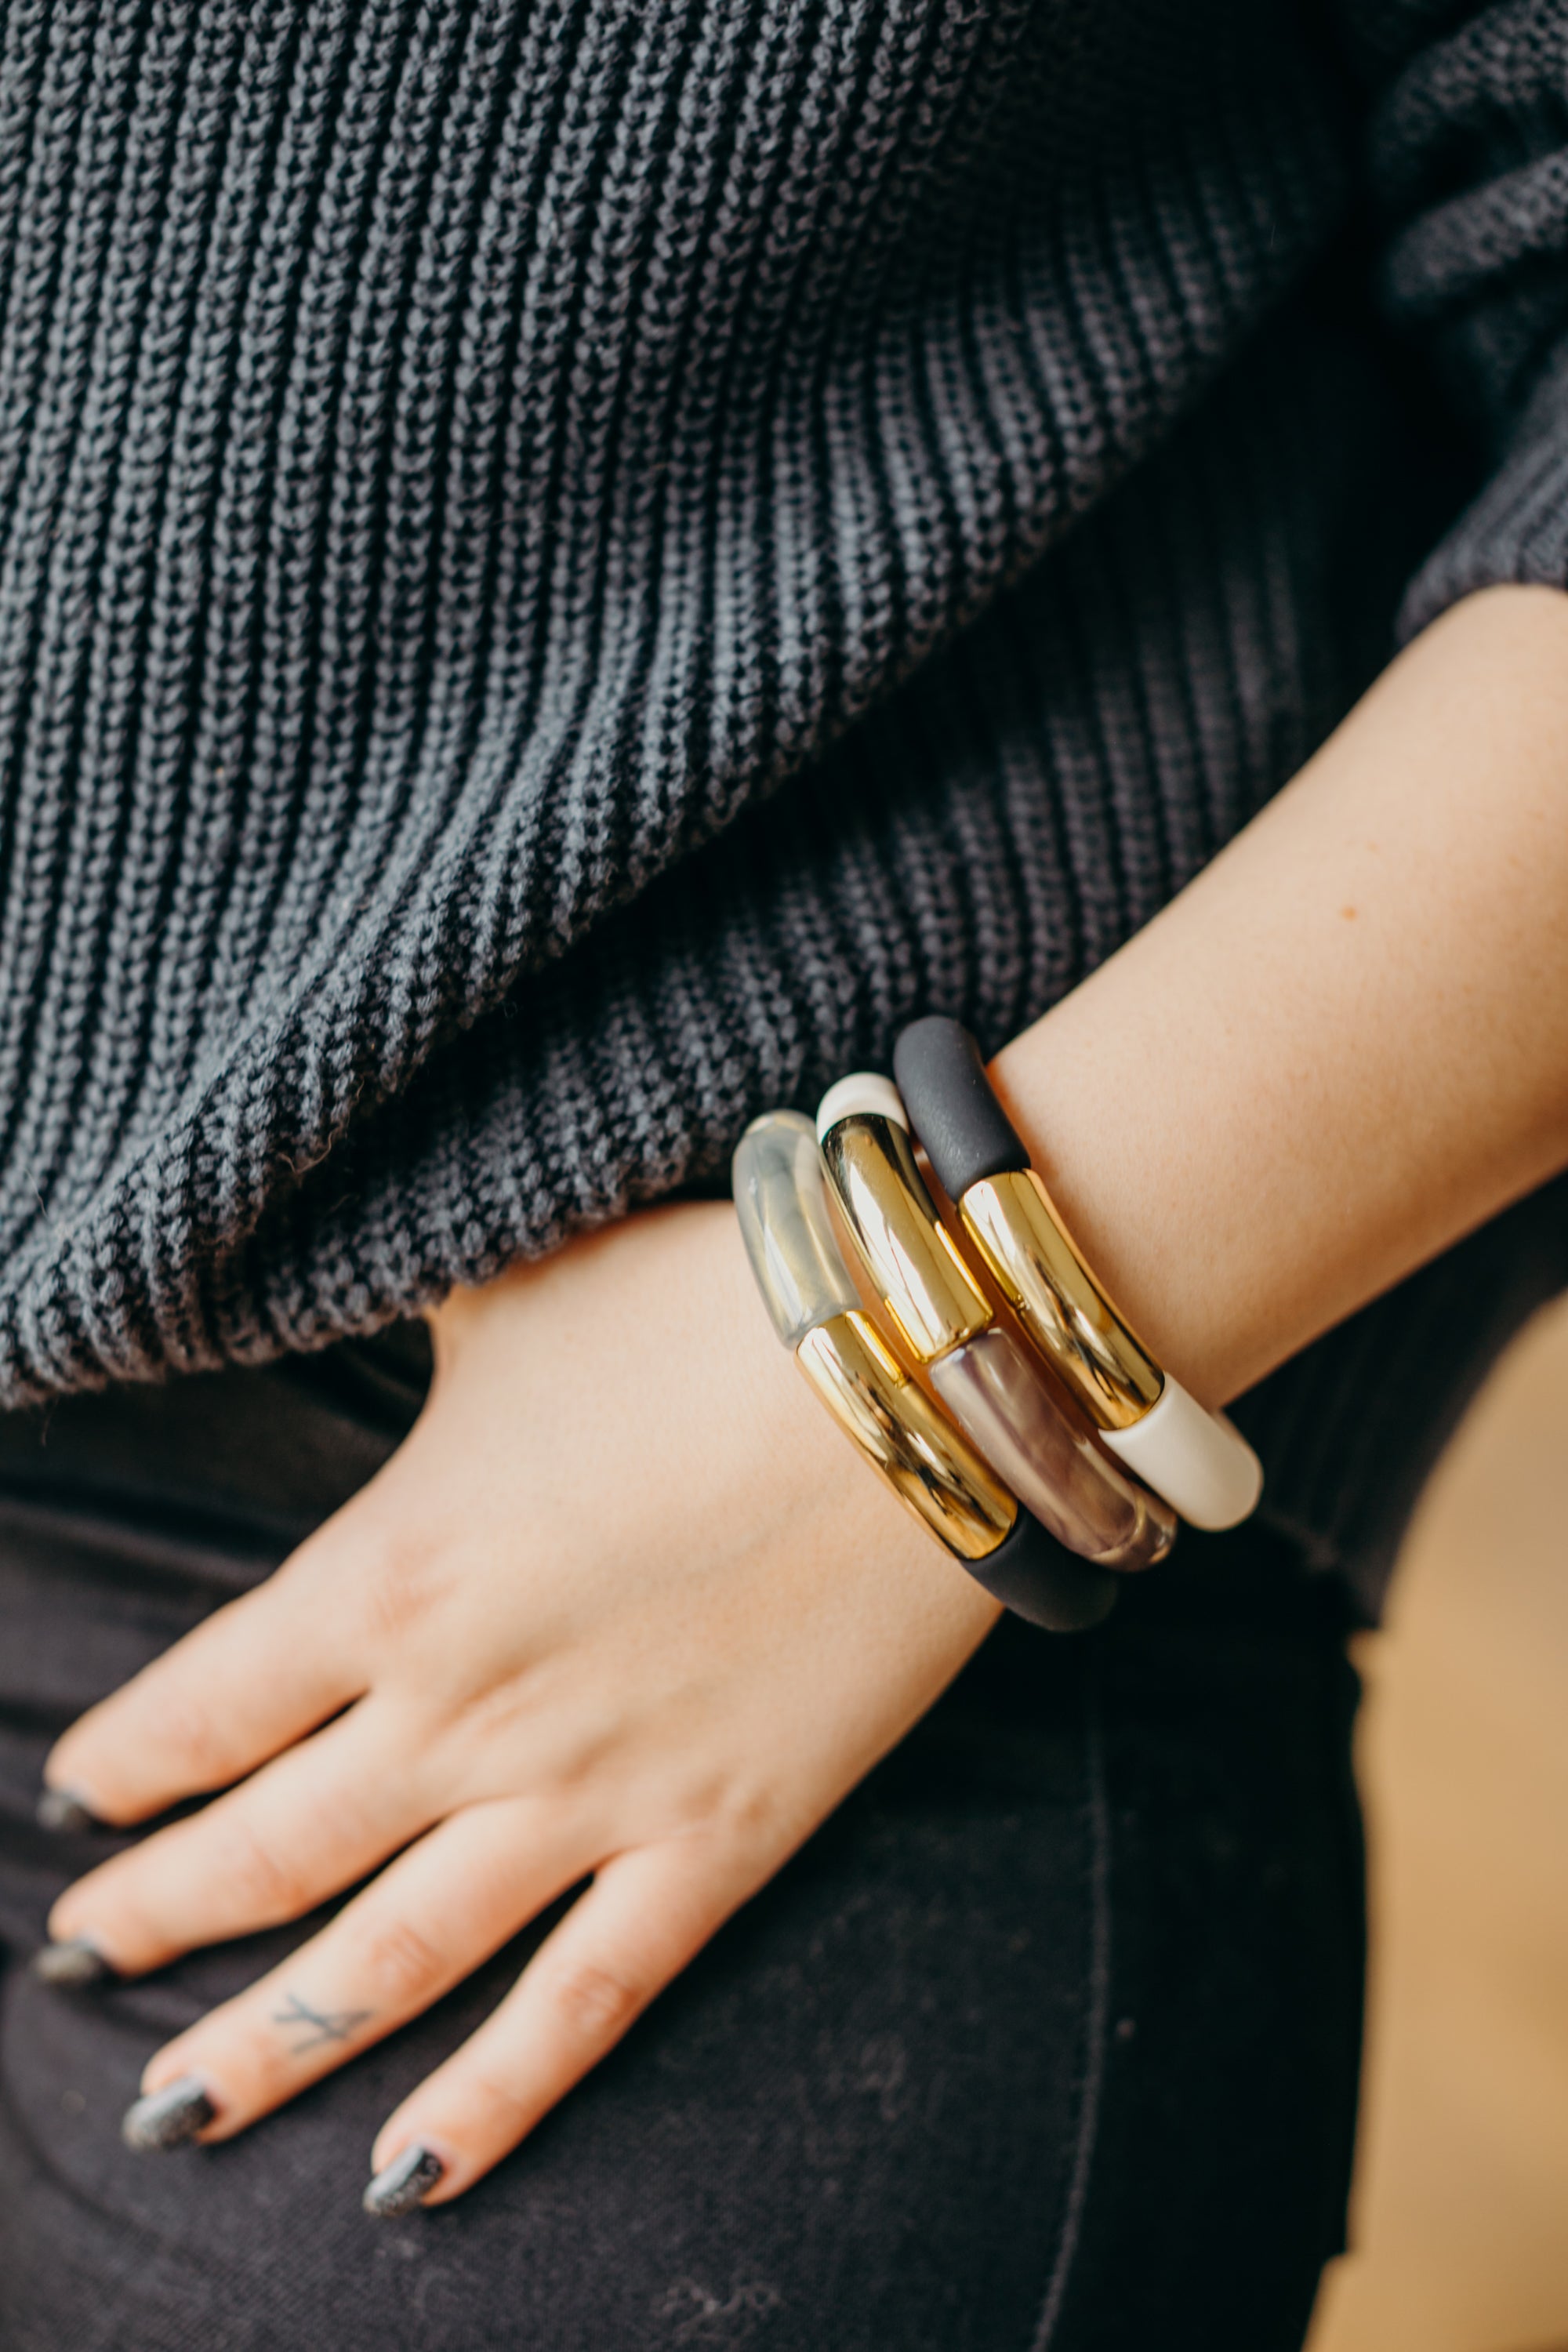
731, 1109, 1118, 1632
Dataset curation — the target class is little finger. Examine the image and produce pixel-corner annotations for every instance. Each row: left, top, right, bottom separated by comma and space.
365, 1835, 761, 2210
42, 1541, 365, 1826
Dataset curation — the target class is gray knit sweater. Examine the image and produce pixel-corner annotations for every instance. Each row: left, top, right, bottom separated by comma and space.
2, 0, 1567, 1611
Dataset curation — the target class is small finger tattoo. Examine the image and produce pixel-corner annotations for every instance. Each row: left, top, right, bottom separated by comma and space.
271, 1991, 374, 2053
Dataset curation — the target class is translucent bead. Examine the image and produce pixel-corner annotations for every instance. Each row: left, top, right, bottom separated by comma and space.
931, 1327, 1176, 1571
732, 1110, 862, 1348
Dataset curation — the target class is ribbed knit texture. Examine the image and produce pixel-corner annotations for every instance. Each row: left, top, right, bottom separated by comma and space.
2, 0, 1566, 1611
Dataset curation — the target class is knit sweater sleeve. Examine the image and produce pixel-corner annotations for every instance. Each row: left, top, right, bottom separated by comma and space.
1345, 0, 1568, 634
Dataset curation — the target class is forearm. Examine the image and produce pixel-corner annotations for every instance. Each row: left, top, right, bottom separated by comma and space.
992, 584, 1568, 1408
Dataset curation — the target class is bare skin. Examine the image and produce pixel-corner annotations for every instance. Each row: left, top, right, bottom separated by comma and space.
993, 583, 1568, 1408
40, 582, 1568, 2206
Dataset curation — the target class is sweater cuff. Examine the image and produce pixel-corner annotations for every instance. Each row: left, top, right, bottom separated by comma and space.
1399, 339, 1568, 641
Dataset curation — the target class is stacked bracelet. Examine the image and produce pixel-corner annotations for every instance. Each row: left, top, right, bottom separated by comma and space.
813, 1076, 1175, 1573
732, 1111, 1119, 1632
892, 1018, 1262, 1531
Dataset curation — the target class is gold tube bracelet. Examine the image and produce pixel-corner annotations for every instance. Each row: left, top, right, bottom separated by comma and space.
891, 1019, 1264, 1533
814, 1076, 1174, 1572
731, 1107, 1117, 1630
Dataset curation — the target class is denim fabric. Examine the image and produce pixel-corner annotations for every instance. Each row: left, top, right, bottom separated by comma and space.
0, 1334, 1362, 2351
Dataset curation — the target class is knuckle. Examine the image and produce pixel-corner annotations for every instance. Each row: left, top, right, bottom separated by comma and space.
218, 1815, 310, 1923
144, 1683, 232, 1786
542, 1958, 644, 2042
354, 1917, 450, 2007
465, 2067, 534, 2136
716, 1778, 789, 1848
356, 1530, 446, 1648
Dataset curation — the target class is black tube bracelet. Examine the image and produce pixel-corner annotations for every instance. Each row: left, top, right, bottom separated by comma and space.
893, 1018, 1264, 1531
956, 1509, 1120, 1632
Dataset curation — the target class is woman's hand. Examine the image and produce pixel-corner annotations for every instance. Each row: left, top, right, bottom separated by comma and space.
39, 1203, 999, 2206
46, 582, 1568, 2214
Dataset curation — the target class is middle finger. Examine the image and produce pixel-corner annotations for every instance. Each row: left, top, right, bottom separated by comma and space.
44, 1700, 432, 1976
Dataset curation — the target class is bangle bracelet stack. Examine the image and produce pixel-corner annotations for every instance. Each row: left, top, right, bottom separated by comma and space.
813, 1076, 1175, 1573
733, 1017, 1261, 1632
891, 1018, 1263, 1532
732, 1112, 1119, 1632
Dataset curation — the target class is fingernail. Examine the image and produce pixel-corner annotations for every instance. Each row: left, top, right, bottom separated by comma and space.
31, 1936, 114, 1989
364, 2143, 445, 2218
36, 1788, 100, 1835
122, 2075, 216, 2152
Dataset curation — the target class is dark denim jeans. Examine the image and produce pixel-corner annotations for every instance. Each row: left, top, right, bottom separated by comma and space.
0, 1331, 1362, 2351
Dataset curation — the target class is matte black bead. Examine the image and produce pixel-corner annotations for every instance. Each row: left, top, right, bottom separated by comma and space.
966, 1514, 1120, 1634
894, 1020, 1029, 1203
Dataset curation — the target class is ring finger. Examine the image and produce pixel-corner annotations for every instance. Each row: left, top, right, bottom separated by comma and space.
122, 1798, 593, 2147
44, 1700, 431, 1976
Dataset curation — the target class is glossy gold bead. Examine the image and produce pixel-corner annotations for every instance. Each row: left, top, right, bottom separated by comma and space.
820, 1114, 991, 1363
960, 1168, 1163, 1431
794, 1309, 1016, 1562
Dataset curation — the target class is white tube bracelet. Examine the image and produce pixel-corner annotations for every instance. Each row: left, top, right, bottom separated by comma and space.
889, 1019, 1264, 1533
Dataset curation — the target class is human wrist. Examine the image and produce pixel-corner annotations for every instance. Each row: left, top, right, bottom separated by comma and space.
985, 1014, 1250, 1410
989, 590, 1568, 1412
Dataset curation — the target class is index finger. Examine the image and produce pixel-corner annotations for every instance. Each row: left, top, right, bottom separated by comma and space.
43, 1541, 365, 1825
